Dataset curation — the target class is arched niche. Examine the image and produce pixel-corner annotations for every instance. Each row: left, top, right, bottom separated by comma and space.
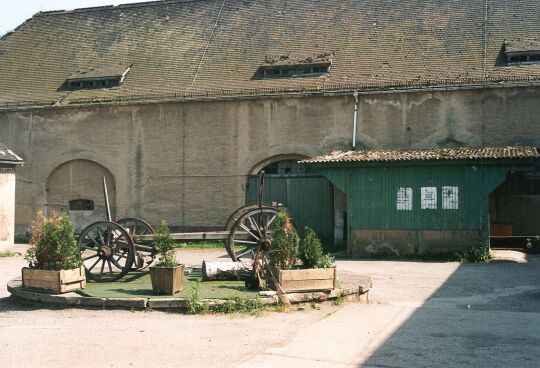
46, 159, 116, 231
249, 154, 309, 175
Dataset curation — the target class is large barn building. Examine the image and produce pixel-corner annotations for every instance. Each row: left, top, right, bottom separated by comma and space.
0, 0, 539, 254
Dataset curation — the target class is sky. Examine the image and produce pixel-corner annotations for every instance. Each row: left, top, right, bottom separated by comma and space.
0, 0, 157, 36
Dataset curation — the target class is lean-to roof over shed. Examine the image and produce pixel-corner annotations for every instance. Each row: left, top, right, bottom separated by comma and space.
301, 147, 540, 164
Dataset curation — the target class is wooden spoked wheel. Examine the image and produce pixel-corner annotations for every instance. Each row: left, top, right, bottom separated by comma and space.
226, 207, 298, 262
78, 221, 135, 282
224, 204, 275, 257
116, 217, 154, 237
116, 217, 156, 269
224, 204, 274, 231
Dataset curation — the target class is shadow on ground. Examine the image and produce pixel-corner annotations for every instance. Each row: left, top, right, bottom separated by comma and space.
359, 253, 540, 367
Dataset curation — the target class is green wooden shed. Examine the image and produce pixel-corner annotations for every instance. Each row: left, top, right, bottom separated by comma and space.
301, 146, 539, 257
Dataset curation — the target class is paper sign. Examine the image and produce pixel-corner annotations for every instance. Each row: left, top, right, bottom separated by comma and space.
396, 187, 413, 210
421, 187, 437, 209
442, 186, 459, 209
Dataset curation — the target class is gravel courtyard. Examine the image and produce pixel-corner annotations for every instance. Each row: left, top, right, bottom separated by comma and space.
1, 247, 539, 368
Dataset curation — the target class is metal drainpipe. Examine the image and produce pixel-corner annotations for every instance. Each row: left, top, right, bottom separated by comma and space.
352, 91, 359, 150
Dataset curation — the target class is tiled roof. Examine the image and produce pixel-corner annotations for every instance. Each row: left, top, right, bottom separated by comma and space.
301, 147, 540, 164
505, 39, 540, 54
0, 143, 24, 163
1, 0, 540, 106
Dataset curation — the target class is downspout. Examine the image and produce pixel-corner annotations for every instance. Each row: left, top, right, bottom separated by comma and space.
352, 91, 359, 150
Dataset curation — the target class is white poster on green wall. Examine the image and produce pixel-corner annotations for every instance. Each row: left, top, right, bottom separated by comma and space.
421, 187, 437, 209
442, 186, 459, 209
396, 187, 413, 210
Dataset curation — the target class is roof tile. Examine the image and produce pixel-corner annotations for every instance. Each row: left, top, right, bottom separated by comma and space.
1, 0, 540, 106
301, 147, 540, 164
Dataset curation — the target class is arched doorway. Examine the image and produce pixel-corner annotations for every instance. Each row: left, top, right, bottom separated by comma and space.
246, 156, 344, 250
46, 159, 116, 232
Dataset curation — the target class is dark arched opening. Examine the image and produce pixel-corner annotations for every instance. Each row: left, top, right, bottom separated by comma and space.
247, 155, 345, 251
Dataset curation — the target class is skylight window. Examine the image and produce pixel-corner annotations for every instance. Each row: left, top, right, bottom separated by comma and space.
505, 40, 540, 65
261, 53, 332, 78
66, 65, 131, 90
262, 65, 330, 78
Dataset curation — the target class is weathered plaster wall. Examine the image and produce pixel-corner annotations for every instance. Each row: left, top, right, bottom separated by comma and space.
0, 87, 539, 236
0, 170, 16, 249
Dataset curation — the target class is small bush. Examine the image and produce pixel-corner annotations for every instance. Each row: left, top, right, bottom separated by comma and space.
525, 236, 540, 253
464, 240, 491, 263
154, 220, 177, 267
299, 227, 335, 269
268, 209, 298, 271
25, 212, 81, 271
186, 281, 209, 314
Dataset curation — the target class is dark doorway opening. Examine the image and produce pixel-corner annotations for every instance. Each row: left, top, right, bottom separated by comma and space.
247, 158, 346, 251
489, 165, 540, 249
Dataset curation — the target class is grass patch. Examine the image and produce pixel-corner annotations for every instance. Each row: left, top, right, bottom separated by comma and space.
81, 268, 259, 300
175, 241, 225, 250
0, 251, 16, 257
186, 280, 265, 315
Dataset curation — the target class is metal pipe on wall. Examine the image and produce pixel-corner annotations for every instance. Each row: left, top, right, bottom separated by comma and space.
352, 91, 359, 150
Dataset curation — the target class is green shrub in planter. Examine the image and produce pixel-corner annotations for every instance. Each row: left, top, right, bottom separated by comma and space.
23, 212, 85, 293
268, 209, 299, 271
154, 220, 177, 267
25, 212, 81, 271
299, 227, 335, 269
150, 220, 184, 294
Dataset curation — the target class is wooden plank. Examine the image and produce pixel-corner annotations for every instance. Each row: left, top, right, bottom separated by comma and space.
279, 268, 336, 292
279, 268, 335, 281
136, 231, 251, 242
22, 268, 60, 283
60, 266, 86, 284
281, 279, 335, 292
22, 266, 86, 294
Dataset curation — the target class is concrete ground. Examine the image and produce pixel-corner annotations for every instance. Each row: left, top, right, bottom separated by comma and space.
1, 246, 540, 368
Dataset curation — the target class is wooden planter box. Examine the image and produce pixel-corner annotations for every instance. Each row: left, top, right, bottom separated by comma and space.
22, 266, 86, 293
279, 268, 336, 292
149, 264, 185, 295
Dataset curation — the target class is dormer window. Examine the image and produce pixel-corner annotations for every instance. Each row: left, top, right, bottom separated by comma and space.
505, 40, 540, 65
261, 53, 332, 78
66, 65, 131, 90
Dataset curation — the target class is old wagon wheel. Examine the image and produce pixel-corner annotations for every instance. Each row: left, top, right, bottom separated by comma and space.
224, 203, 274, 231
224, 204, 275, 254
78, 221, 135, 282
116, 217, 157, 269
226, 207, 298, 262
116, 217, 154, 237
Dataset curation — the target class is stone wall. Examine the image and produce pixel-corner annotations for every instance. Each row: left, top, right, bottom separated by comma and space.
0, 86, 539, 236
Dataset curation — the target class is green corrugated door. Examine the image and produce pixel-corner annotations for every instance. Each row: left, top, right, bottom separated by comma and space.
246, 175, 334, 249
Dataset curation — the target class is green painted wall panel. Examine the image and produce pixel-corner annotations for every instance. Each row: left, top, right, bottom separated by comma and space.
308, 162, 513, 235
246, 175, 334, 249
